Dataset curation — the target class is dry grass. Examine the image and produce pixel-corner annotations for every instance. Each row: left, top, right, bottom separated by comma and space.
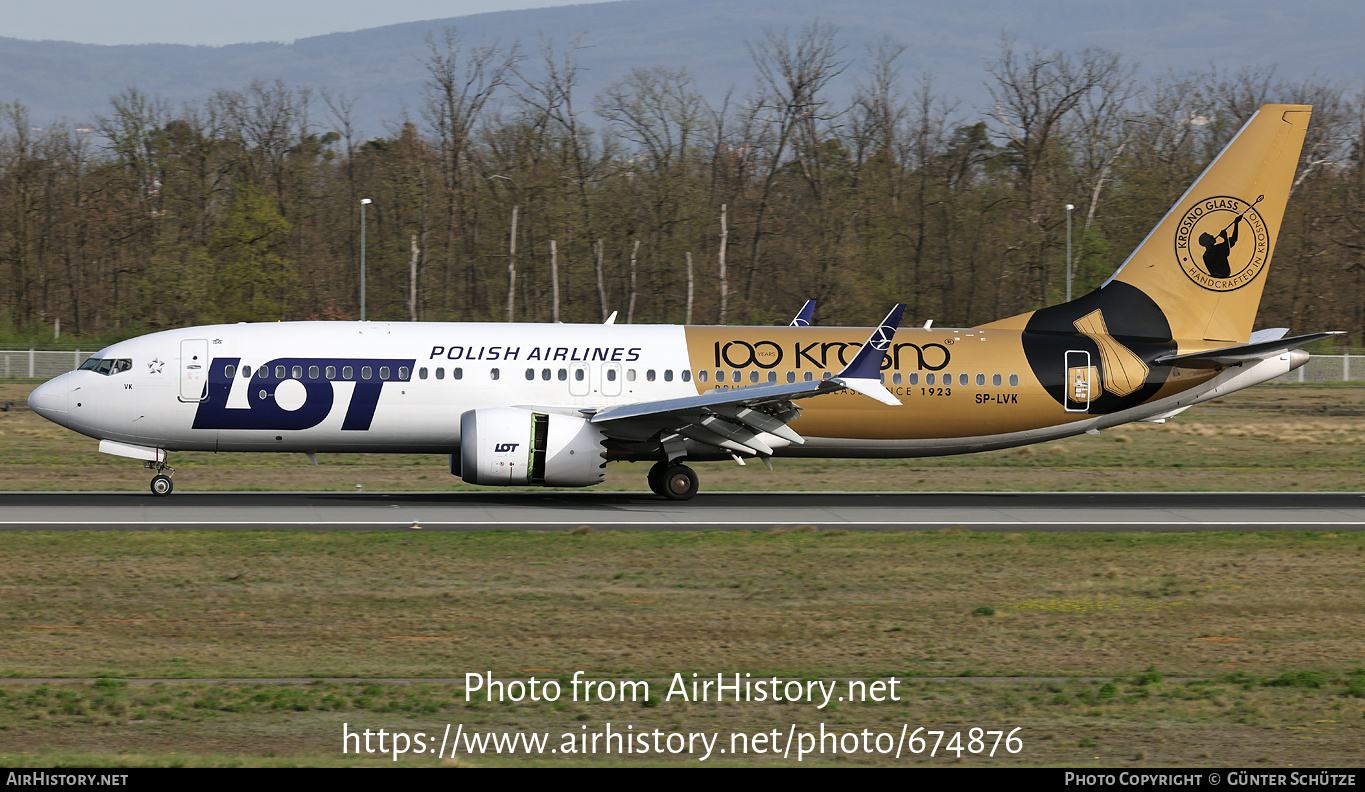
0, 531, 1360, 680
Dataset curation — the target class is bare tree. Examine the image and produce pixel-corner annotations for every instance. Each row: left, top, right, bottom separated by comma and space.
421, 28, 521, 314
744, 22, 849, 304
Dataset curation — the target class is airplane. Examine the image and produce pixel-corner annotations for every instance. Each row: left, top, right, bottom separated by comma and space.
27, 104, 1338, 500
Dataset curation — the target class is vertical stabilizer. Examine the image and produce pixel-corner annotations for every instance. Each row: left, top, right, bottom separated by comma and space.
1107, 105, 1310, 343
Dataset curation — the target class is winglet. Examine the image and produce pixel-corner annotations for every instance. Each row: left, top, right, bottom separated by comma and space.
789, 300, 817, 327
830, 304, 905, 406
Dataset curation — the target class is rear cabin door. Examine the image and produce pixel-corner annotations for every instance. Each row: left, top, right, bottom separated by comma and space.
1064, 350, 1095, 413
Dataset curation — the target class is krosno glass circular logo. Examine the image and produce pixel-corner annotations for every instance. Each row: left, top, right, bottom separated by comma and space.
1173, 195, 1269, 291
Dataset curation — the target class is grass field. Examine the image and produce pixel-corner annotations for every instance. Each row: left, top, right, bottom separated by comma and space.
0, 530, 1361, 766
0, 381, 1362, 766
2, 381, 1364, 493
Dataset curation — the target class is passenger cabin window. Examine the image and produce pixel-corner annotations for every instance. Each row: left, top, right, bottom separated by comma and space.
490, 368, 500, 380
435, 368, 444, 380
992, 373, 1002, 386
558, 369, 567, 381
525, 368, 535, 381
242, 365, 252, 378
646, 369, 656, 381
909, 373, 919, 385
275, 365, 286, 379
606, 369, 617, 382
681, 370, 691, 383
399, 366, 409, 379
419, 367, 428, 380
698, 370, 708, 383
361, 366, 372, 380
379, 366, 390, 380
960, 373, 969, 386
326, 366, 336, 379
225, 364, 237, 379
309, 365, 320, 379
1009, 374, 1019, 387
976, 373, 985, 386
892, 372, 901, 385
573, 368, 584, 382
292, 365, 302, 379
342, 366, 354, 379
926, 373, 936, 385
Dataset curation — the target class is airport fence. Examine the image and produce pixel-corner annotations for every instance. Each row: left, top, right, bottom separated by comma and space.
2, 348, 1363, 384
1, 349, 91, 380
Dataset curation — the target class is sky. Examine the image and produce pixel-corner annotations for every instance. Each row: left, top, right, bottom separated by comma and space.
3, 1, 599, 46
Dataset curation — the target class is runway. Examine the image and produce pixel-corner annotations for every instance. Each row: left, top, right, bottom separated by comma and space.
1, 491, 1363, 531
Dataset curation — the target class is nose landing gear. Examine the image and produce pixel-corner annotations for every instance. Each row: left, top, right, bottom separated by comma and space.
145, 460, 176, 496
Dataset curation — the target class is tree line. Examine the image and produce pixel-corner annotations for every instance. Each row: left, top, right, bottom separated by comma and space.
1, 25, 1362, 346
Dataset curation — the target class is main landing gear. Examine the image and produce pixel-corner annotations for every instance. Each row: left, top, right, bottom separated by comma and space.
647, 461, 699, 501
145, 460, 176, 496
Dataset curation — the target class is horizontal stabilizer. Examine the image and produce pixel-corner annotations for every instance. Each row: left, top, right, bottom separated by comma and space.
1155, 331, 1343, 368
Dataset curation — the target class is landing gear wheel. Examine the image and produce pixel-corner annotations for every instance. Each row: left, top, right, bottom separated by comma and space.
647, 462, 668, 496
661, 464, 699, 501
150, 474, 174, 497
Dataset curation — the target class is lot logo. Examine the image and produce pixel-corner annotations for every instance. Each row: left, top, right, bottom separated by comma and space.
1174, 195, 1269, 292
192, 357, 414, 431
493, 443, 519, 453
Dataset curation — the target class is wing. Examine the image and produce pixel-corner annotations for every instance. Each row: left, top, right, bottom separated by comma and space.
587, 305, 905, 460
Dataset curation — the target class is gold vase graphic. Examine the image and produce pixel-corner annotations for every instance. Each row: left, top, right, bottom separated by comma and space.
1073, 309, 1149, 397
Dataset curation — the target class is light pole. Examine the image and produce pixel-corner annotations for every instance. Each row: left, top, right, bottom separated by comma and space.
360, 198, 371, 321
1065, 203, 1075, 302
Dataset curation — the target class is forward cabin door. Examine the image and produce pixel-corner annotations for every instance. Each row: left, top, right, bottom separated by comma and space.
179, 338, 210, 402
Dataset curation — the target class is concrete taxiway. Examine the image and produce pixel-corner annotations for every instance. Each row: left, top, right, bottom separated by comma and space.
0, 491, 1362, 531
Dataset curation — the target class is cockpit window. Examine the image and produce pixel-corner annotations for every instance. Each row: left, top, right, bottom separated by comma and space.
77, 357, 132, 375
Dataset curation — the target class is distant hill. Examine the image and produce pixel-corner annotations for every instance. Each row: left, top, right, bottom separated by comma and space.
2, 0, 1360, 136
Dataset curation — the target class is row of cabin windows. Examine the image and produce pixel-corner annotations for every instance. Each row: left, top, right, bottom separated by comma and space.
695, 369, 1021, 387
890, 372, 1021, 387
219, 363, 1019, 390
225, 364, 410, 381
412, 367, 697, 384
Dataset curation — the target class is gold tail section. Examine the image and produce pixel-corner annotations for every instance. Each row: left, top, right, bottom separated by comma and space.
1109, 105, 1310, 343
1073, 309, 1149, 396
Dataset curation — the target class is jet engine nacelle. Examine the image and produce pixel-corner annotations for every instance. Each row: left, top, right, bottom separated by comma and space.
458, 407, 607, 487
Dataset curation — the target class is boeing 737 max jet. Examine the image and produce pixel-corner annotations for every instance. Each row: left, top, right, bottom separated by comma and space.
28, 104, 1337, 499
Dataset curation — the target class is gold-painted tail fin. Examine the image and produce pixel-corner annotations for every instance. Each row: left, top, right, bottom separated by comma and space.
978, 105, 1310, 347
1107, 105, 1310, 343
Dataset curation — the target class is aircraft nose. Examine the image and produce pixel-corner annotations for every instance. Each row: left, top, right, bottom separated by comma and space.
28, 377, 69, 419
